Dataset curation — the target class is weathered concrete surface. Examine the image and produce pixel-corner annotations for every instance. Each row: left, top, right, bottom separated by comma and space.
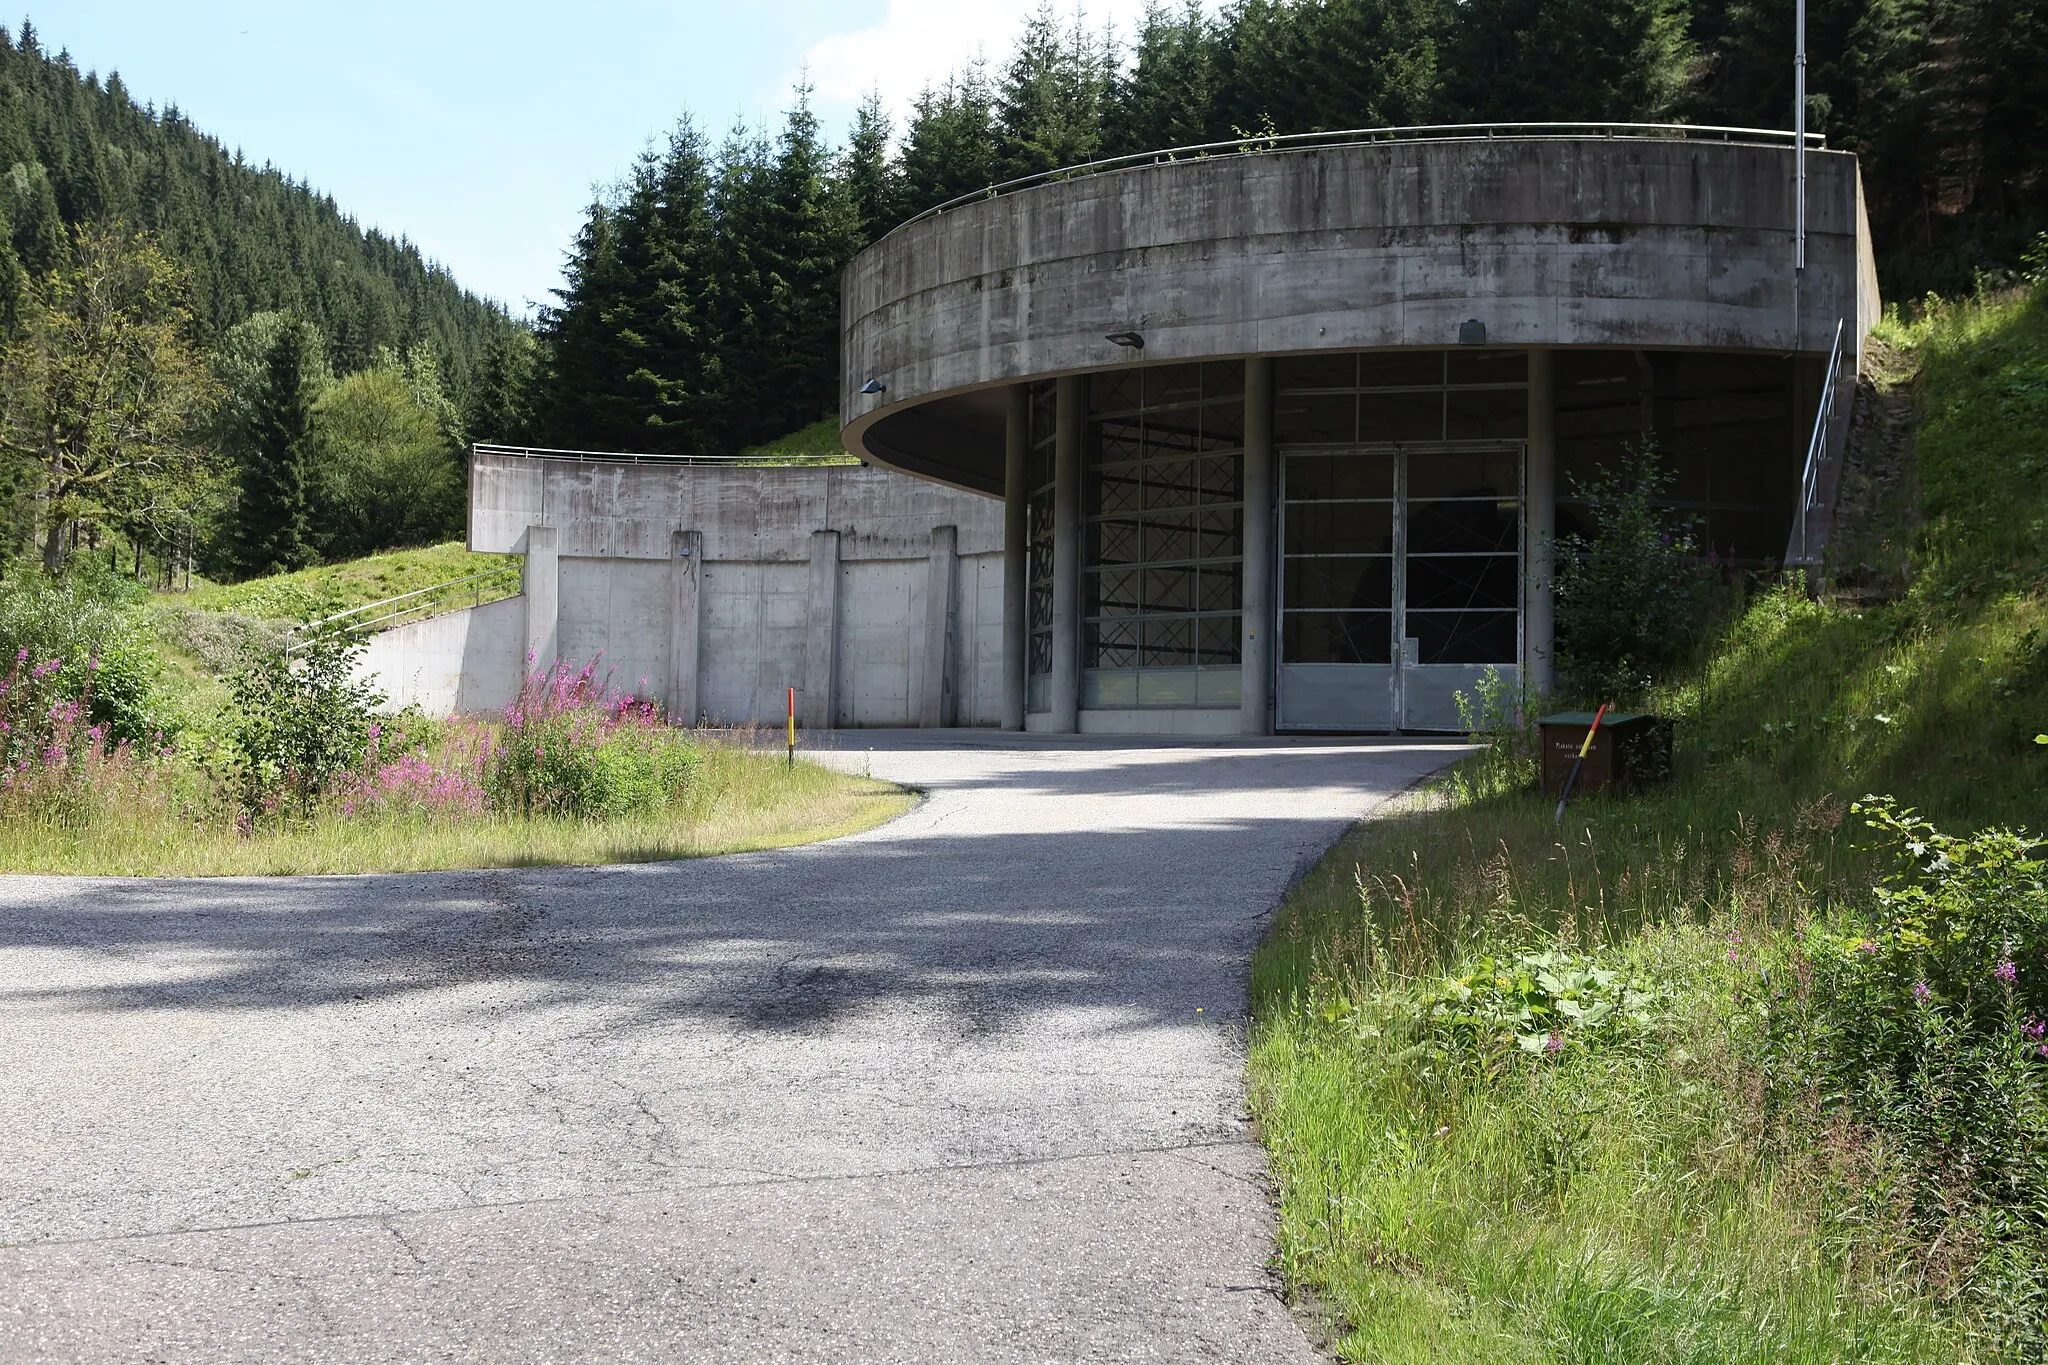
0, 733, 1461, 1363
353, 592, 525, 717
840, 135, 1878, 493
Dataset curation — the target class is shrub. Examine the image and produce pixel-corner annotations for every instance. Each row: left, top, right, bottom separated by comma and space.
220, 627, 384, 822
1771, 799, 2048, 1353
488, 657, 699, 819
0, 572, 164, 744
1554, 442, 1715, 706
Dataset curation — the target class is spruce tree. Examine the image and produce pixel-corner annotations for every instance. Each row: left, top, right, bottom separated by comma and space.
1441, 0, 1692, 123
230, 317, 322, 578
996, 4, 1111, 179
1104, 2, 1221, 156
842, 90, 900, 242
897, 64, 1001, 215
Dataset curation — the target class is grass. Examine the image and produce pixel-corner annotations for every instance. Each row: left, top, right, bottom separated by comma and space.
176, 542, 517, 619
737, 417, 861, 464
0, 743, 911, 876
1249, 281, 2048, 1360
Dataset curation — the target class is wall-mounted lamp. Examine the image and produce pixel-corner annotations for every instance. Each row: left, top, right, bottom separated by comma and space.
858, 378, 887, 395
1105, 330, 1145, 350
1457, 319, 1487, 345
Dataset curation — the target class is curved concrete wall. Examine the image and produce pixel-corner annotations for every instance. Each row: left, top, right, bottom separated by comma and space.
839, 136, 1877, 492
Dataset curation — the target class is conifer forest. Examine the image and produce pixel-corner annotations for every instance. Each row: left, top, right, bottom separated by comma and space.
0, 1, 2043, 580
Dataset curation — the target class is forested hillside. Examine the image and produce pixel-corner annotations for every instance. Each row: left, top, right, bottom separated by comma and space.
0, 22, 512, 386
513, 0, 2047, 456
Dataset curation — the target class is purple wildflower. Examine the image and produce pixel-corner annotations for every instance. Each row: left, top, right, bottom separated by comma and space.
1544, 1032, 1564, 1053
1912, 981, 1933, 1004
1996, 960, 2019, 986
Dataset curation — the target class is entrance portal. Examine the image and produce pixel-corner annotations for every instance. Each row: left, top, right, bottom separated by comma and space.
1277, 443, 1523, 731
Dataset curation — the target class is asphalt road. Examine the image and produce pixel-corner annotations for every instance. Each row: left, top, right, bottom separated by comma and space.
0, 731, 1458, 1364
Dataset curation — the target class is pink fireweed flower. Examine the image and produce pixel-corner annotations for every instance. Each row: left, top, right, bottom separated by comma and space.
1996, 960, 2019, 985
30, 659, 60, 679
1544, 1032, 1564, 1053
1912, 981, 1933, 1004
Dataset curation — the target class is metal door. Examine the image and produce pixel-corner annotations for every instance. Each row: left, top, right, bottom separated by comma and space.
1277, 443, 1522, 731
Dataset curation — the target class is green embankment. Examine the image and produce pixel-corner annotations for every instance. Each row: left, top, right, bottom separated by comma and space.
178, 543, 518, 619
1250, 285, 2047, 1361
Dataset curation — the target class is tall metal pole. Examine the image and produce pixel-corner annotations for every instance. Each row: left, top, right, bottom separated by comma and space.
1795, 0, 1807, 272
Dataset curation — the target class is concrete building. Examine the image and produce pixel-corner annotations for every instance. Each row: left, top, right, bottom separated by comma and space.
840, 126, 1879, 734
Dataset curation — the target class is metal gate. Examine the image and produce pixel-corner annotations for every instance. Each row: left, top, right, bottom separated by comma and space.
1276, 442, 1523, 731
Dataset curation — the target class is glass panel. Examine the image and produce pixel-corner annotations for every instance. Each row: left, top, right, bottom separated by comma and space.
1445, 387, 1528, 440
1276, 353, 1355, 390
1274, 394, 1355, 444
1145, 409, 1203, 457
1094, 518, 1141, 565
1357, 390, 1444, 442
1284, 502, 1395, 555
1198, 614, 1239, 664
1408, 610, 1519, 664
1197, 666, 1244, 707
1406, 554, 1521, 611
1198, 566, 1243, 612
1356, 351, 1444, 388
1091, 369, 1141, 414
1199, 401, 1245, 449
1146, 459, 1199, 509
1288, 453, 1394, 501
1091, 568, 1141, 614
1143, 567, 1196, 611
1408, 450, 1520, 499
1086, 618, 1141, 670
1145, 364, 1205, 408
1447, 350, 1527, 385
1202, 359, 1246, 397
1283, 611, 1393, 664
1137, 669, 1201, 706
1195, 508, 1244, 558
1083, 669, 1138, 707
1141, 617, 1195, 667
1408, 499, 1520, 554
1196, 454, 1241, 501
1286, 556, 1393, 610
1143, 512, 1196, 563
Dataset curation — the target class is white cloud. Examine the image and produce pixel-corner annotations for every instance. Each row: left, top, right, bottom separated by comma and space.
796, 0, 1159, 126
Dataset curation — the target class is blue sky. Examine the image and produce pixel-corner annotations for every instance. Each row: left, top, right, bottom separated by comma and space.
37, 1, 1159, 315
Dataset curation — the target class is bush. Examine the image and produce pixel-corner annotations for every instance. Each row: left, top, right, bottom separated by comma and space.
1554, 442, 1715, 706
0, 571, 164, 744
488, 658, 699, 819
1767, 799, 2048, 1354
220, 627, 384, 823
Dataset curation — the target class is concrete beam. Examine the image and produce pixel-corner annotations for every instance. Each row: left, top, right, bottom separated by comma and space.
1240, 359, 1274, 735
523, 523, 559, 674
1050, 375, 1085, 733
668, 529, 703, 725
805, 530, 841, 730
1001, 385, 1028, 731
1525, 351, 1556, 699
920, 526, 959, 728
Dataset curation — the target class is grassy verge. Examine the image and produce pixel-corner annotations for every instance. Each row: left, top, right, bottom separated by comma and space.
176, 542, 517, 618
1249, 283, 2048, 1360
0, 744, 910, 877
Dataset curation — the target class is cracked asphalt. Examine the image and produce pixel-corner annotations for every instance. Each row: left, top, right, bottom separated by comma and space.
0, 731, 1458, 1363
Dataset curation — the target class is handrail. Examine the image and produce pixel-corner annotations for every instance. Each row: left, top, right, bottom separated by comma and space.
1793, 317, 1848, 564
285, 563, 524, 654
473, 442, 857, 467
888, 122, 1829, 236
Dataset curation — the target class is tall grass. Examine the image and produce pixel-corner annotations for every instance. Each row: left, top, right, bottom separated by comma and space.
1250, 281, 2048, 1360
0, 735, 906, 876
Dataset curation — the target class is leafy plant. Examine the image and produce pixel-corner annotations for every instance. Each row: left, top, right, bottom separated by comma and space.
220, 627, 383, 823
489, 657, 700, 820
0, 571, 164, 744
1553, 441, 1714, 707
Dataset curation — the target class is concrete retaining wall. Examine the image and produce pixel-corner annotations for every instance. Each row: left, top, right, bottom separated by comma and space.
355, 455, 1005, 728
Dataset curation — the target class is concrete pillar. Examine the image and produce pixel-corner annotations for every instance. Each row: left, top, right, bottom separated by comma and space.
1050, 375, 1086, 733
523, 523, 559, 676
920, 525, 959, 728
667, 529, 703, 725
805, 529, 841, 731
1001, 384, 1029, 731
1525, 350, 1556, 699
1240, 357, 1275, 735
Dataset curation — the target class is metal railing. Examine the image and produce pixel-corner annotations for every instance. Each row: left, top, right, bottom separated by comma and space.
472, 442, 858, 467
285, 563, 524, 654
891, 122, 1828, 235
1793, 317, 1849, 564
